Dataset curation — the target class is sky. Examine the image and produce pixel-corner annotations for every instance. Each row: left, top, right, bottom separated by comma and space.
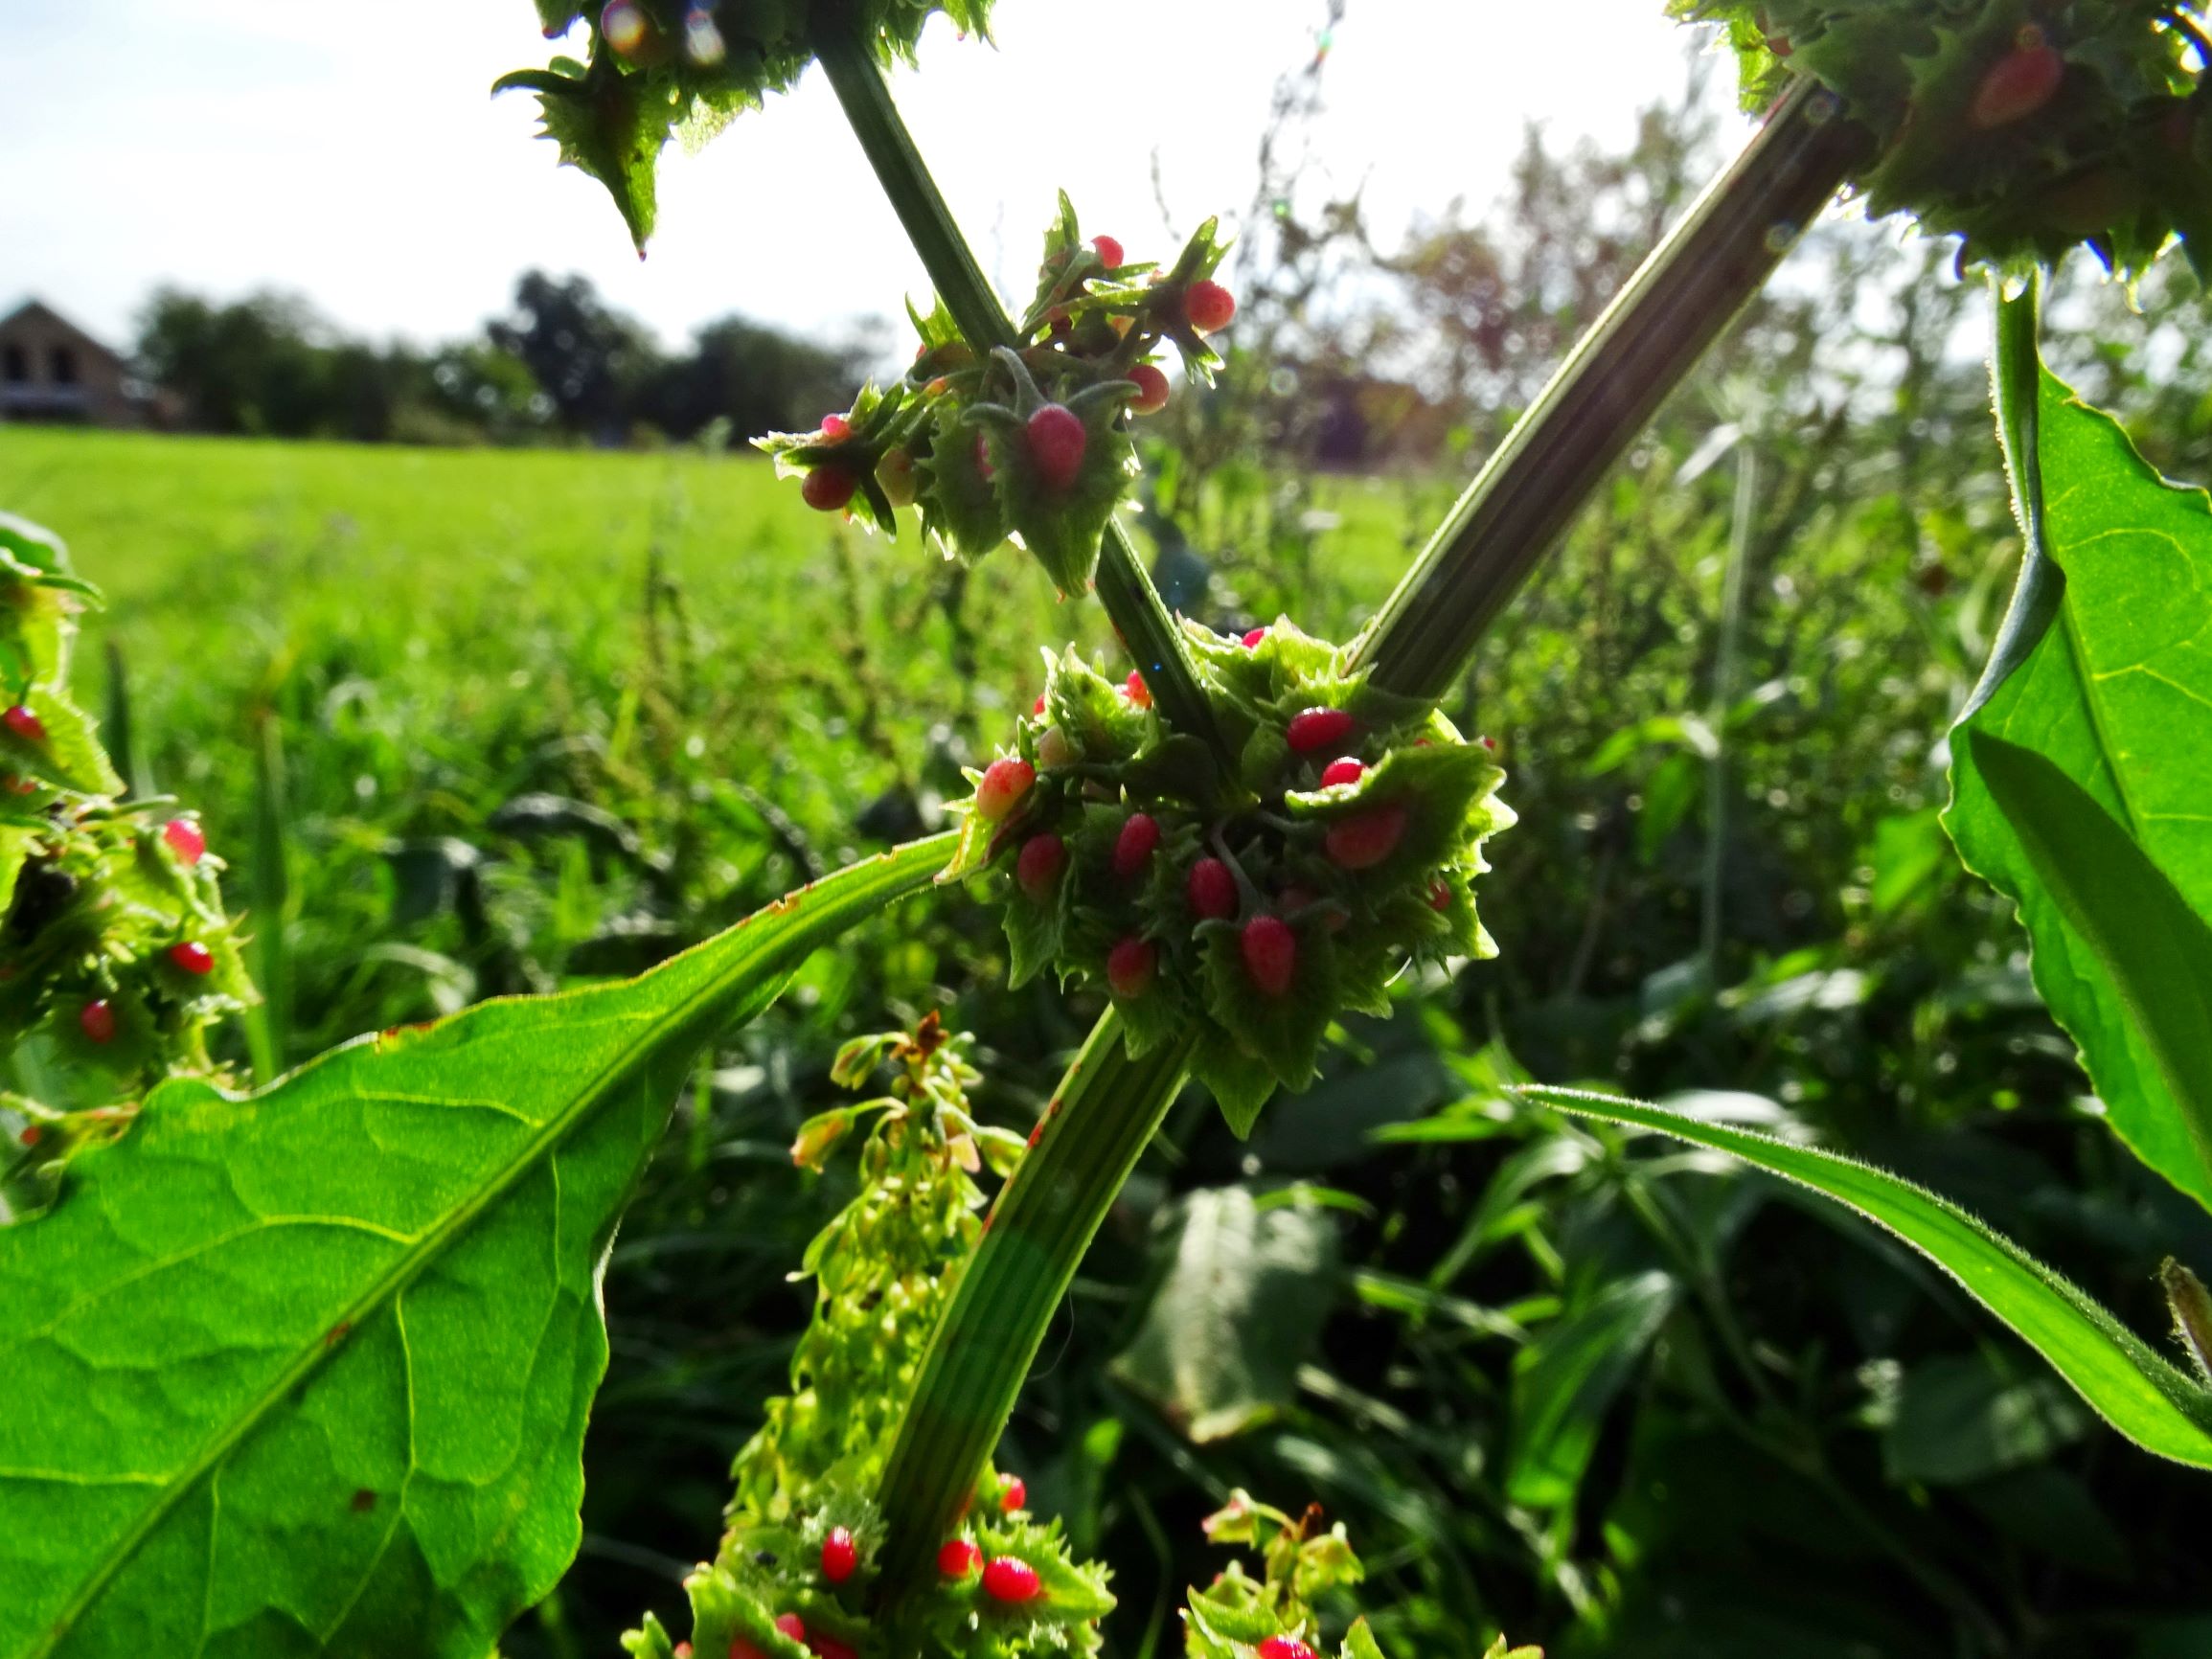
0, 1, 1745, 355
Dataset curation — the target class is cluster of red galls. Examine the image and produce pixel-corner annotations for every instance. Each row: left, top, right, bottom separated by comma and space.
676, 1478, 1045, 1659
7, 697, 222, 1045
76, 817, 218, 1046
976, 684, 1417, 1007
796, 239, 1235, 518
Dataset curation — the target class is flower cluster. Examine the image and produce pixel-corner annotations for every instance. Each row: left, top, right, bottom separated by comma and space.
500, 0, 997, 249
625, 1016, 1115, 1659
947, 621, 1513, 1132
0, 511, 251, 1212
1186, 1489, 1540, 1658
759, 199, 1238, 596
1675, 0, 2212, 277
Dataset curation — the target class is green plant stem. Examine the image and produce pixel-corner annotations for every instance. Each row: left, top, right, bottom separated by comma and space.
1962, 270, 2053, 720
1356, 78, 1872, 697
868, 68, 1875, 1628
871, 1013, 1195, 1615
808, 7, 1226, 761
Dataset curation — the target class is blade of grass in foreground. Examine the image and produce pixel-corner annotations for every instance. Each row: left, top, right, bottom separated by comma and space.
1522, 1085, 2212, 1470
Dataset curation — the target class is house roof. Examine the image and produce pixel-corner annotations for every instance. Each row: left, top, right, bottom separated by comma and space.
0, 300, 125, 368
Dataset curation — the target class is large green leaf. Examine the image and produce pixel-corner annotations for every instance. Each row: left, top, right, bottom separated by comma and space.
1523, 1087, 2212, 1471
1506, 1269, 1676, 1508
1109, 1187, 1339, 1443
1947, 284, 2212, 1211
0, 834, 950, 1659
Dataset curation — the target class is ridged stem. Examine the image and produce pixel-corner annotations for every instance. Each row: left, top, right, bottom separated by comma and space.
809, 7, 1227, 761
872, 1013, 1196, 1616
863, 61, 1873, 1638
1356, 77, 1871, 696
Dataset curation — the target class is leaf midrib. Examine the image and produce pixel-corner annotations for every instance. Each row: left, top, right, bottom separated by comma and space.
31, 837, 946, 1655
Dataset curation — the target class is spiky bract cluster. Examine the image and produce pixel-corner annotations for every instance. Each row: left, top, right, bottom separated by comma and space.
1674, 0, 2212, 278
624, 1016, 1114, 1659
948, 622, 1513, 1133
0, 511, 251, 1213
500, 0, 996, 248
759, 199, 1235, 595
1183, 1489, 1540, 1657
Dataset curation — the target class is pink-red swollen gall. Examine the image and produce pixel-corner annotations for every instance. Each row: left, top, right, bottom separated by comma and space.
1259, 1640, 1318, 1659
821, 1526, 857, 1584
938, 1538, 981, 1579
1319, 758, 1364, 788
1287, 708, 1357, 753
1129, 363, 1170, 415
1325, 805, 1409, 871
1091, 234, 1125, 268
1106, 937, 1158, 998
1184, 279, 1237, 335
974, 758, 1036, 822
3, 705, 45, 743
1112, 812, 1161, 877
1241, 916, 1297, 997
801, 466, 857, 513
1026, 404, 1088, 490
1973, 36, 2064, 129
170, 942, 217, 976
981, 1556, 1042, 1603
1187, 857, 1238, 920
164, 818, 207, 864
80, 1000, 117, 1044
1015, 834, 1066, 901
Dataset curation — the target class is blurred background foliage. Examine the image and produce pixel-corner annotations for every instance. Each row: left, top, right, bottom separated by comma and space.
8, 33, 2212, 1659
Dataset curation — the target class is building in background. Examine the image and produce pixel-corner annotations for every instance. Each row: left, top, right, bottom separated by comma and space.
0, 300, 159, 426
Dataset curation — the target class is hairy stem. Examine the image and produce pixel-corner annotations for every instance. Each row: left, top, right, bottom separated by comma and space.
809, 7, 1226, 761
1356, 78, 1871, 696
867, 67, 1873, 1625
872, 1013, 1196, 1614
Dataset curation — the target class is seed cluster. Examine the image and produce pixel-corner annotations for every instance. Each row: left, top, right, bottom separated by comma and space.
759, 198, 1238, 597
1678, 0, 2212, 277
951, 620, 1513, 1131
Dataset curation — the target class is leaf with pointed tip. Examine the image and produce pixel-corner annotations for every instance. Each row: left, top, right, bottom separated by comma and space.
1525, 1086, 2212, 1471
1948, 293, 2212, 1213
0, 834, 950, 1659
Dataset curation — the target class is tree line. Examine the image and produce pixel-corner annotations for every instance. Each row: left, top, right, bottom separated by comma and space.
134, 271, 869, 448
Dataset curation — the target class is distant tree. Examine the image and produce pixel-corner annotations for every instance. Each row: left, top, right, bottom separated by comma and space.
136, 289, 338, 438
133, 272, 865, 449
424, 341, 553, 445
490, 272, 660, 442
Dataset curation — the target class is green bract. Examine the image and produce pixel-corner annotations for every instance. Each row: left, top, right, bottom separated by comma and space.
1181, 1489, 1530, 1657
759, 198, 1232, 595
948, 622, 1514, 1133
498, 0, 997, 249
1672, 0, 2212, 276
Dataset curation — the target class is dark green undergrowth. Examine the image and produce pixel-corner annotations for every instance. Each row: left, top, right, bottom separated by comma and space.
7, 93, 2212, 1657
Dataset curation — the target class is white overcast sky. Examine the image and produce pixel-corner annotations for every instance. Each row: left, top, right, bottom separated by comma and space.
1, 1, 1742, 354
